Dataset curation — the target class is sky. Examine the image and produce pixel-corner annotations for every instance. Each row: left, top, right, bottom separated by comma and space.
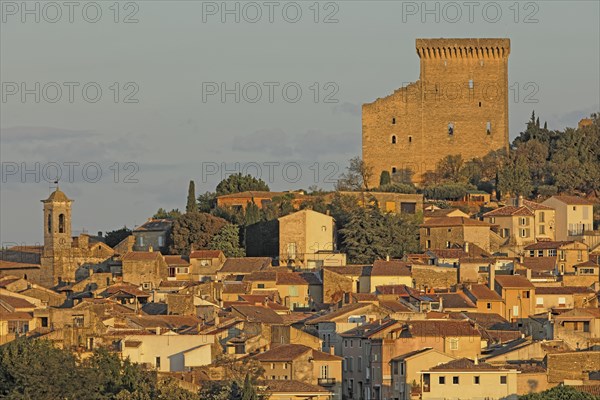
1, 0, 599, 244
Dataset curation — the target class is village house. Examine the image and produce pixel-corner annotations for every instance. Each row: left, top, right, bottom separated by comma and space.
120, 333, 214, 372
420, 358, 519, 400
278, 209, 345, 269
252, 343, 343, 398
493, 275, 536, 322
483, 199, 555, 255
132, 219, 173, 254
216, 191, 306, 211
542, 195, 595, 241
121, 251, 168, 290
189, 250, 226, 280
523, 241, 589, 275
389, 348, 455, 400
216, 257, 272, 281
534, 286, 597, 312
464, 284, 504, 315
335, 191, 424, 215
553, 308, 600, 350
420, 217, 494, 253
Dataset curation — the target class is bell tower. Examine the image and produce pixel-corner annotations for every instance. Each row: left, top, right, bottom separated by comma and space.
42, 187, 73, 256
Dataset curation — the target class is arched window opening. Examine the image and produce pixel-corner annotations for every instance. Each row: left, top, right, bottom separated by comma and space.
58, 214, 65, 233
391, 135, 397, 144
47, 213, 52, 233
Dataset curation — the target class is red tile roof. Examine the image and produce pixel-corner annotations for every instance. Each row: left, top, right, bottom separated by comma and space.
262, 380, 329, 393
422, 217, 491, 227
164, 255, 190, 266
535, 286, 595, 295
0, 260, 41, 270
430, 358, 505, 371
276, 272, 309, 285
549, 195, 595, 205
495, 275, 535, 289
220, 257, 271, 274
467, 284, 502, 301
524, 241, 575, 250
370, 261, 411, 277
190, 250, 223, 259
484, 206, 534, 217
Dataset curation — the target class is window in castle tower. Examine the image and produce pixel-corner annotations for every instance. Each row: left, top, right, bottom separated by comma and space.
391, 135, 397, 144
448, 123, 454, 136
392, 117, 396, 124
479, 102, 482, 107
392, 167, 397, 174
486, 121, 492, 134
47, 213, 52, 233
58, 214, 65, 233
469, 79, 474, 89
408, 136, 412, 143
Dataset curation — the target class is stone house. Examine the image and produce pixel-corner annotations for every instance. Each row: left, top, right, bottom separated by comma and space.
121, 251, 168, 290
366, 260, 413, 293
321, 266, 371, 303
420, 217, 494, 253
216, 191, 306, 211
389, 348, 455, 400
420, 358, 519, 400
483, 200, 555, 255
533, 286, 596, 313
493, 275, 536, 322
243, 270, 311, 310
464, 284, 503, 315
334, 191, 424, 215
252, 344, 343, 399
542, 195, 595, 241
524, 241, 589, 275
132, 219, 173, 254
278, 210, 345, 268
216, 257, 272, 281
553, 308, 600, 350
189, 250, 226, 280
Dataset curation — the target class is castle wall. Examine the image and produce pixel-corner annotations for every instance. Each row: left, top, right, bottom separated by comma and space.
363, 38, 510, 186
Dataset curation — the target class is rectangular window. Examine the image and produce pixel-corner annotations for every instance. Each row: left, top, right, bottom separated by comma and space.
289, 286, 298, 297
536, 297, 544, 305
500, 376, 507, 384
578, 250, 583, 261
426, 240, 431, 249
539, 225, 545, 235
400, 362, 404, 375
158, 236, 164, 247
539, 212, 545, 222
487, 302, 492, 309
358, 357, 362, 372
474, 376, 480, 385
452, 376, 459, 385
583, 206, 590, 219
513, 306, 519, 316
522, 291, 530, 299
560, 251, 566, 261
549, 249, 557, 256
558, 297, 566, 305
257, 283, 265, 289
439, 376, 445, 385
320, 365, 329, 379
529, 250, 535, 257
486, 121, 491, 134
448, 123, 454, 136
155, 357, 161, 369
392, 361, 398, 375
538, 250, 544, 257
450, 338, 459, 350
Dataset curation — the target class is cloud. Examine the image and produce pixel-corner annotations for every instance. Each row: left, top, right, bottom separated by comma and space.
332, 102, 361, 116
232, 128, 294, 157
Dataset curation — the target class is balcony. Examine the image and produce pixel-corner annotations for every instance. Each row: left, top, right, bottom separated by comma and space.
318, 378, 336, 386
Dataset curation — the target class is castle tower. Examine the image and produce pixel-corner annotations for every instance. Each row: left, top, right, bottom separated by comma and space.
362, 38, 510, 186
42, 187, 73, 256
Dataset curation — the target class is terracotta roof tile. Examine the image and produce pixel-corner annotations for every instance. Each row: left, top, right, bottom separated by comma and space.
484, 206, 534, 217
262, 380, 329, 393
190, 250, 223, 259
0, 260, 41, 270
220, 257, 271, 274
535, 286, 595, 295
549, 195, 595, 205
430, 358, 504, 371
122, 251, 162, 261
495, 275, 535, 288
467, 284, 502, 301
524, 241, 575, 250
422, 217, 491, 228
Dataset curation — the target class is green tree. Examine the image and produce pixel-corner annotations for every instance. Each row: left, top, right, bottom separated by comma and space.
378, 183, 417, 194
198, 191, 217, 213
240, 374, 259, 400
379, 170, 391, 186
498, 154, 533, 198
186, 180, 198, 213
153, 208, 182, 220
170, 212, 228, 255
216, 174, 269, 196
519, 385, 600, 400
435, 154, 465, 183
340, 203, 420, 264
244, 202, 262, 226
105, 226, 132, 247
209, 224, 245, 257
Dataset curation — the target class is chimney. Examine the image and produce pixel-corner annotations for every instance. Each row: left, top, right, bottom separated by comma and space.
148, 245, 153, 253
488, 264, 495, 290
464, 242, 470, 254
386, 255, 390, 262
547, 311, 552, 321
98, 231, 103, 237
526, 269, 532, 281
474, 355, 479, 365
156, 326, 161, 335
329, 346, 335, 355
517, 195, 524, 207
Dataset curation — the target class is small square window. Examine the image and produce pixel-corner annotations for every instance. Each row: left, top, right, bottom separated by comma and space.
486, 303, 492, 309
452, 376, 459, 384
439, 376, 445, 384
500, 376, 507, 384
474, 376, 480, 384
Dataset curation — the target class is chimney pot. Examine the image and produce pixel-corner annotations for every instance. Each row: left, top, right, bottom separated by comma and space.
148, 245, 153, 253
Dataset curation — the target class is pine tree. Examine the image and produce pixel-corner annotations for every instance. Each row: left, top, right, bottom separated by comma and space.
240, 374, 258, 400
186, 180, 197, 213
